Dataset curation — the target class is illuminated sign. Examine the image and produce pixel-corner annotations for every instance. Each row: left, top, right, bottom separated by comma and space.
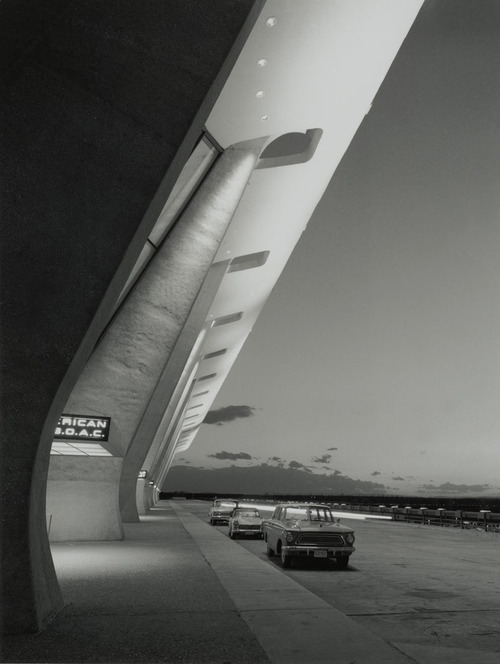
54, 415, 111, 441
138, 470, 148, 479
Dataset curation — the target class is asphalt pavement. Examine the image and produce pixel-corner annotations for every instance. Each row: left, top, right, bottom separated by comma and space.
2, 500, 499, 664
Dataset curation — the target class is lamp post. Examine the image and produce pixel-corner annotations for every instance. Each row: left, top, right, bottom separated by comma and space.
437, 507, 446, 527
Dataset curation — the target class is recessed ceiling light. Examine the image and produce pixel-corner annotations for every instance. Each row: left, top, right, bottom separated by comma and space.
256, 90, 265, 98
265, 17, 277, 27
257, 58, 267, 68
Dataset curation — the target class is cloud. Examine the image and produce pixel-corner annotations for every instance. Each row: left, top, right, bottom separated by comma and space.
208, 451, 253, 461
203, 405, 255, 425
327, 447, 338, 451
392, 476, 405, 481
268, 456, 285, 467
312, 454, 332, 464
419, 482, 492, 494
371, 471, 381, 476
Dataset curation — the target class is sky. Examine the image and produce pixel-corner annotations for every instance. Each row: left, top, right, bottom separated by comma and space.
170, 0, 500, 498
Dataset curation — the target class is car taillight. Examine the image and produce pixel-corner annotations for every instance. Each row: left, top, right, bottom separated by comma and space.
345, 533, 355, 545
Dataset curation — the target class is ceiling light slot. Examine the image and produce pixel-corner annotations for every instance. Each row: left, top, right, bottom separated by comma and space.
228, 251, 270, 273
211, 312, 243, 327
197, 373, 217, 382
202, 348, 228, 360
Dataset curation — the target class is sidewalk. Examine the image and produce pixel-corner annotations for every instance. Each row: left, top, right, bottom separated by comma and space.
2, 502, 269, 664
3, 500, 473, 664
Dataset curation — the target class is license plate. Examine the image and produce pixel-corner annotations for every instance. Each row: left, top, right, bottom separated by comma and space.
314, 550, 328, 558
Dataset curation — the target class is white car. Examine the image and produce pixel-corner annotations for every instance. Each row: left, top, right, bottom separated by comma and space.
228, 507, 263, 538
208, 499, 238, 525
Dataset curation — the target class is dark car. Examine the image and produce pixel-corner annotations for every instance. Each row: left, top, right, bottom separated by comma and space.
261, 503, 355, 569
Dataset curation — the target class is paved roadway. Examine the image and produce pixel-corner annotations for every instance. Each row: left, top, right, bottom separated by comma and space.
181, 499, 500, 662
3, 498, 499, 664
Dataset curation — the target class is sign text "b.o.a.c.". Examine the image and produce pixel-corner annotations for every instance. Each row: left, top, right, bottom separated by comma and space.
54, 415, 111, 441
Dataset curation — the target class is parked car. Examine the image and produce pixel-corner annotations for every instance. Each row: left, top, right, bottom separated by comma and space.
228, 507, 263, 538
261, 503, 355, 569
208, 499, 238, 525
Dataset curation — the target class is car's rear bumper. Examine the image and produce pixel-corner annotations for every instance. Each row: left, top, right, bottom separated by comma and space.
234, 528, 262, 536
282, 545, 355, 557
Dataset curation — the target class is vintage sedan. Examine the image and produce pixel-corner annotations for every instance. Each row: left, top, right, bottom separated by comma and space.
228, 507, 263, 538
261, 503, 355, 569
208, 499, 238, 525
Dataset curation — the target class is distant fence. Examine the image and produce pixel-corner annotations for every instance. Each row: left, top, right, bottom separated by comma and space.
163, 493, 500, 532
329, 503, 500, 532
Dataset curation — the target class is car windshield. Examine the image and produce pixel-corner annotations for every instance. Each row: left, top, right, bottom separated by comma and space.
285, 507, 335, 522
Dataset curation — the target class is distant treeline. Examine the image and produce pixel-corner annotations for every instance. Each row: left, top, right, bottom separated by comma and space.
160, 491, 500, 513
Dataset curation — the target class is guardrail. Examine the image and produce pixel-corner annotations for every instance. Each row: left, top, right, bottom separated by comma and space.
329, 503, 500, 532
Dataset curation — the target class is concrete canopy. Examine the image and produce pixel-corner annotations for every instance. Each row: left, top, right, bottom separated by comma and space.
0, 0, 425, 637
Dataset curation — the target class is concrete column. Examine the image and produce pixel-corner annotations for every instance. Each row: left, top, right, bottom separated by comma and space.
52, 137, 268, 539
120, 262, 229, 522
47, 457, 123, 541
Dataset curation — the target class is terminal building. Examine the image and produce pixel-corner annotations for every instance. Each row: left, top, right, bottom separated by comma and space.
2, 0, 427, 636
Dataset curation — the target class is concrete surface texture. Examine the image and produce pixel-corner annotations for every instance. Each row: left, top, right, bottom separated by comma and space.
47, 456, 124, 541
180, 500, 500, 664
48, 137, 266, 540
173, 504, 415, 664
1, 503, 269, 664
0, 0, 257, 633
6, 500, 499, 664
